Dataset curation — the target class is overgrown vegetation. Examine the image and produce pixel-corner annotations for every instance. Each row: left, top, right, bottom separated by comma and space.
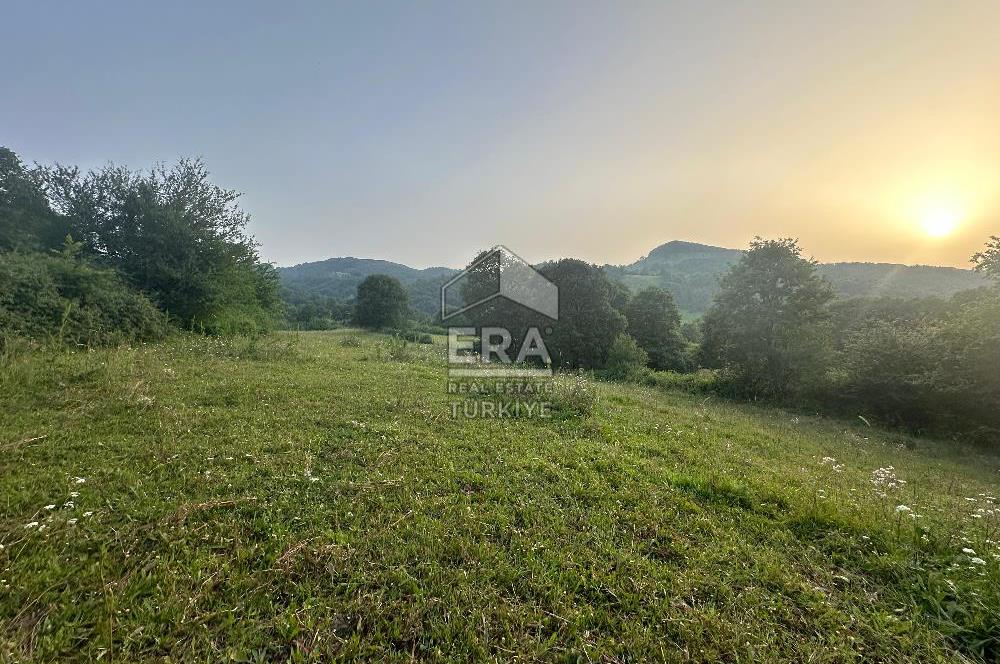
0, 246, 170, 347
0, 146, 280, 342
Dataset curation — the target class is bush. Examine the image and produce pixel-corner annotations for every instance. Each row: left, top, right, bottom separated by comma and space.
0, 250, 170, 346
603, 334, 649, 381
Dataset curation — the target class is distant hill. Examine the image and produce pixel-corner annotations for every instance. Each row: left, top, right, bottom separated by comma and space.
279, 257, 458, 317
279, 241, 989, 319
608, 240, 989, 314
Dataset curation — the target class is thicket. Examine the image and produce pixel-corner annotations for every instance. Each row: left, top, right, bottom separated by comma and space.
0, 147, 280, 343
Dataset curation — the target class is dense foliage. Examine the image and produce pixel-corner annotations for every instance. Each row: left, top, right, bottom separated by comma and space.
0, 147, 280, 341
540, 259, 627, 369
354, 274, 410, 329
0, 244, 169, 346
624, 287, 687, 371
44, 158, 280, 334
699, 238, 834, 399
603, 332, 649, 380
0, 147, 69, 252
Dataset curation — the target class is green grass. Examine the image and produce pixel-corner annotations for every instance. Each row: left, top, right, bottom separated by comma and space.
1, 331, 998, 662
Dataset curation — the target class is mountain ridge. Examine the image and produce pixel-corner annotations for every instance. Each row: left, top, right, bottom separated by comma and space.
279, 240, 989, 316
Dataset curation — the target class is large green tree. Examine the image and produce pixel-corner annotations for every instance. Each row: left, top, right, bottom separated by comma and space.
541, 259, 626, 369
624, 287, 687, 371
699, 238, 834, 399
354, 274, 409, 329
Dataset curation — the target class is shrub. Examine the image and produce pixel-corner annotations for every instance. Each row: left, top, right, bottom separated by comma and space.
603, 333, 649, 381
0, 249, 170, 346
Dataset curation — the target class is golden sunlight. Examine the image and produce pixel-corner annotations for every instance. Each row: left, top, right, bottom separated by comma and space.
920, 205, 962, 238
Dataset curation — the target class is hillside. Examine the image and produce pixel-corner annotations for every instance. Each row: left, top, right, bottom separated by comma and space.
1, 331, 997, 661
279, 257, 458, 317
281, 242, 988, 318
612, 241, 988, 314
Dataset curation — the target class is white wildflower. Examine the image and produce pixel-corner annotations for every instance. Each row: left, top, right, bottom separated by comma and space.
895, 505, 912, 513
73, 477, 86, 484
83, 511, 93, 517
970, 557, 986, 565
69, 491, 80, 498
25, 521, 39, 529
67, 518, 78, 525
963, 548, 976, 554
43, 504, 56, 510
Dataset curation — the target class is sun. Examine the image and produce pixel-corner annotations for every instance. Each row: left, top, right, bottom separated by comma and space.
919, 206, 962, 238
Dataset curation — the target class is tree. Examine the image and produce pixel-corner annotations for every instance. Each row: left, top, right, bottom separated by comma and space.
699, 238, 834, 399
42, 158, 279, 333
972, 236, 1000, 283
624, 287, 687, 371
354, 274, 409, 329
540, 259, 626, 369
0, 147, 68, 252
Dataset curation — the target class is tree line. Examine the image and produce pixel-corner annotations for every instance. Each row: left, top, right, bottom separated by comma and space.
0, 147, 280, 345
355, 238, 1000, 442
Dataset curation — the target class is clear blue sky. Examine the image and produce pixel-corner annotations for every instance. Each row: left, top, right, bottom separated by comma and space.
4, 1, 999, 268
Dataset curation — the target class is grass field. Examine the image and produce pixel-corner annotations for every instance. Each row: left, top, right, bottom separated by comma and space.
1, 331, 998, 662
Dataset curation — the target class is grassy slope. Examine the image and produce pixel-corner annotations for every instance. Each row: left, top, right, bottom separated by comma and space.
1, 331, 998, 662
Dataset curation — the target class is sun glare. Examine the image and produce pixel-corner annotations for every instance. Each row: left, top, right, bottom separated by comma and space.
920, 206, 961, 238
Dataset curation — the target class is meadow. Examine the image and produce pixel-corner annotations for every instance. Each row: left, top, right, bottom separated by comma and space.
1, 330, 998, 662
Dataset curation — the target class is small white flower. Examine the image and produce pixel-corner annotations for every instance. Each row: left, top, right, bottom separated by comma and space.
73, 477, 86, 484
963, 548, 976, 554
69, 492, 80, 498
63, 501, 74, 509
895, 505, 912, 513
67, 518, 78, 525
25, 522, 39, 529
44, 504, 56, 510
970, 557, 986, 565
83, 511, 93, 517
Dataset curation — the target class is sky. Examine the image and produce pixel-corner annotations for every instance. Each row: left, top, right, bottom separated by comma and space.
3, 1, 999, 269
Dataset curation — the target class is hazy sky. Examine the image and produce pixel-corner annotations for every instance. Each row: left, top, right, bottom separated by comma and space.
4, 1, 999, 268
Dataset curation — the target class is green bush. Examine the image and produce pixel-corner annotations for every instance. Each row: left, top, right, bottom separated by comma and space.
0, 250, 170, 346
602, 333, 650, 381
